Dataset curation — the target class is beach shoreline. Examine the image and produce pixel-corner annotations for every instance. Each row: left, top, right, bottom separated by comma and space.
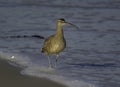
0, 59, 67, 87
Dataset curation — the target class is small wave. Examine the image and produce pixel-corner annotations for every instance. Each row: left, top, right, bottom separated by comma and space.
68, 63, 117, 68
0, 35, 45, 39
0, 51, 95, 87
0, 0, 120, 9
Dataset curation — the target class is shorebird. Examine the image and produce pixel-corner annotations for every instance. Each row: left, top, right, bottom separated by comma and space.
41, 18, 79, 67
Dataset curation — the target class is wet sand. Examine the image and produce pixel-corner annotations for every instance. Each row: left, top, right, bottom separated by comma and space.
0, 59, 67, 87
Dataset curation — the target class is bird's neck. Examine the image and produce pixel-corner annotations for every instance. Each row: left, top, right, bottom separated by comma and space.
55, 23, 64, 37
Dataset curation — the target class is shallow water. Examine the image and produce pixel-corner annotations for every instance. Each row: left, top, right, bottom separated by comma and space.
0, 0, 120, 87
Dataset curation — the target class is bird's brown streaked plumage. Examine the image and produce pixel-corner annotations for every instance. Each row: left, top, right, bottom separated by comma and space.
42, 34, 66, 54
41, 18, 79, 68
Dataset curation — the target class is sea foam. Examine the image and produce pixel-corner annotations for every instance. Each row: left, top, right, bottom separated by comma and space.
0, 51, 95, 87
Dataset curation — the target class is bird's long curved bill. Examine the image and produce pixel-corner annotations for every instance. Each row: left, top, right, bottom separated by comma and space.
66, 22, 79, 30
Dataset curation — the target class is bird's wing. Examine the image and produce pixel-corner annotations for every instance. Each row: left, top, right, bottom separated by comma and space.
44, 35, 54, 46
41, 35, 55, 52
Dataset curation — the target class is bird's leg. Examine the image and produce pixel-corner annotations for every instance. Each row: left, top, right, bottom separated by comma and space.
55, 54, 59, 67
47, 56, 52, 68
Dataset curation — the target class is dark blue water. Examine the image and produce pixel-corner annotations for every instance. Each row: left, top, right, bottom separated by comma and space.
0, 0, 120, 87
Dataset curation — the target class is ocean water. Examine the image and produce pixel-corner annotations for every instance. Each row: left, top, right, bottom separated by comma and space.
0, 0, 120, 87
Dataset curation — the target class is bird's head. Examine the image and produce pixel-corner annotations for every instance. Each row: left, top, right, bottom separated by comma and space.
57, 18, 66, 25
57, 18, 79, 29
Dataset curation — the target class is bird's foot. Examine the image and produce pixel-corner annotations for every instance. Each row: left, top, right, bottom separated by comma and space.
54, 62, 57, 68
48, 64, 53, 69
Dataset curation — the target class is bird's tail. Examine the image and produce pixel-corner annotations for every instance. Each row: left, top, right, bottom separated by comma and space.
41, 48, 45, 53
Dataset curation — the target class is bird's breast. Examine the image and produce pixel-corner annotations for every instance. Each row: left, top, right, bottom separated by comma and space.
50, 38, 66, 54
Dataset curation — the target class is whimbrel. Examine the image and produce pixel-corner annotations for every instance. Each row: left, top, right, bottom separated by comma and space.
41, 18, 79, 67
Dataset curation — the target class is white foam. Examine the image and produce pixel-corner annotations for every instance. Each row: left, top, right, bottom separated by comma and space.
0, 51, 32, 67
0, 51, 95, 87
22, 66, 93, 87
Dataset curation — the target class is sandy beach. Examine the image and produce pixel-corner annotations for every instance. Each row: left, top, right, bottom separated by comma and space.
0, 59, 67, 87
